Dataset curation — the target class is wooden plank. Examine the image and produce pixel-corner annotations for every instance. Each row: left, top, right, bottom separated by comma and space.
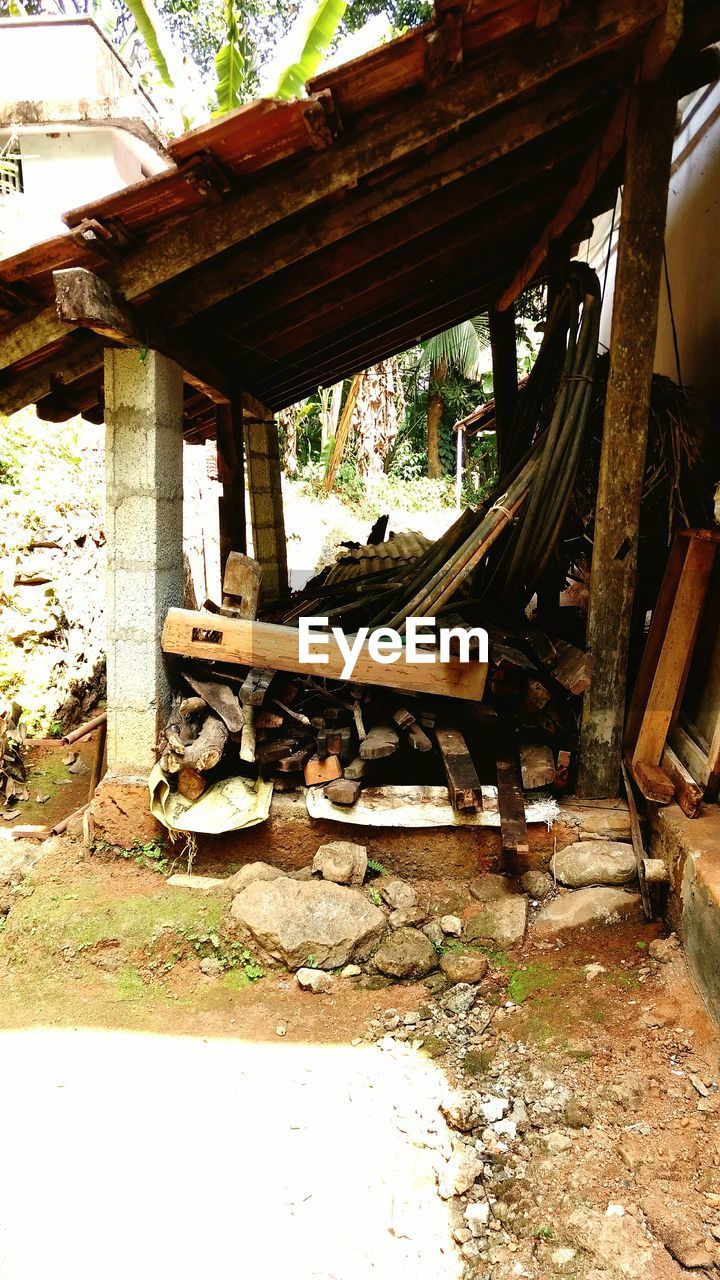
668, 722, 711, 789
217, 405, 247, 580
630, 534, 716, 769
519, 743, 555, 790
623, 532, 688, 751
552, 641, 594, 695
497, 1, 682, 312
162, 608, 488, 700
661, 743, 704, 818
435, 727, 483, 812
629, 759, 675, 805
578, 76, 679, 799
360, 726, 400, 759
496, 758, 529, 857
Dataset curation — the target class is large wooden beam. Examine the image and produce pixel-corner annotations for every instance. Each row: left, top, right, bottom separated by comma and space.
496, 2, 682, 311
53, 267, 233, 404
161, 609, 488, 700
577, 77, 678, 799
0, 0, 661, 379
216, 400, 246, 582
167, 89, 606, 334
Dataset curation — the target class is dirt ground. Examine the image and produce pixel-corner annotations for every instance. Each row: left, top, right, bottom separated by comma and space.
0, 837, 718, 1279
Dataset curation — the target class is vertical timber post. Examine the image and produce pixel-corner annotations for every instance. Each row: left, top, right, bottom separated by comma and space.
578, 78, 678, 798
244, 396, 289, 601
216, 399, 246, 586
104, 347, 184, 774
489, 303, 517, 479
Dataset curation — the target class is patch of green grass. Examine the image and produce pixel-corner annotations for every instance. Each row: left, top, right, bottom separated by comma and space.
6, 880, 224, 955
110, 964, 147, 1002
533, 1225, 557, 1243
507, 961, 558, 1005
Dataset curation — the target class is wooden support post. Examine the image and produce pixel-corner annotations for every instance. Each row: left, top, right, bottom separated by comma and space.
216, 400, 246, 585
578, 77, 678, 799
488, 304, 517, 478
243, 398, 289, 602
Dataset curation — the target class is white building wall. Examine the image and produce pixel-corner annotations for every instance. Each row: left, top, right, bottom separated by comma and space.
583, 80, 720, 421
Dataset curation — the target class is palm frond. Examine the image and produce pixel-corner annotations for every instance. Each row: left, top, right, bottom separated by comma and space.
420, 318, 490, 381
274, 0, 348, 101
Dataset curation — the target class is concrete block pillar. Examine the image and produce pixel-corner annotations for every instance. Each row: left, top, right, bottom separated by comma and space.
244, 408, 288, 601
104, 348, 184, 774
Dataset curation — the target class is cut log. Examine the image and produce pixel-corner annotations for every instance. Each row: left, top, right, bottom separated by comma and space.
223, 552, 262, 619
392, 707, 416, 730
304, 754, 342, 785
276, 746, 312, 773
435, 726, 483, 812
239, 667, 275, 706
182, 673, 244, 733
519, 743, 555, 790
496, 758, 529, 858
256, 737, 300, 766
360, 725, 399, 760
630, 759, 675, 805
178, 767, 207, 801
240, 707, 256, 763
552, 641, 594, 695
256, 710, 284, 730
344, 756, 367, 781
407, 723, 433, 752
324, 778, 361, 807
554, 749, 572, 793
661, 744, 704, 818
183, 713, 228, 771
178, 696, 207, 718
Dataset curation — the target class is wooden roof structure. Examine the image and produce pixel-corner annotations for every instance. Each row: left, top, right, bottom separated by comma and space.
1, 0, 718, 438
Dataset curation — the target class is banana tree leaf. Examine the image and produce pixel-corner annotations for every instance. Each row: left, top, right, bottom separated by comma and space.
275, 0, 348, 101
124, 0, 174, 87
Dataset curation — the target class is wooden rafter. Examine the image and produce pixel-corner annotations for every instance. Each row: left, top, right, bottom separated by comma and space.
0, 0, 662, 379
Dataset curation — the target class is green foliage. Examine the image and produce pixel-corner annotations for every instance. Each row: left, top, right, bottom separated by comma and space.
178, 930, 265, 979
274, 0, 348, 99
368, 886, 381, 906
124, 0, 175, 85
214, 0, 247, 113
366, 857, 386, 876
342, 0, 430, 34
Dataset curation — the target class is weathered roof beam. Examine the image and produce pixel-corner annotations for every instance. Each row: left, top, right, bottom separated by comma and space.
53, 267, 235, 403
496, 0, 683, 310
0, 0, 662, 379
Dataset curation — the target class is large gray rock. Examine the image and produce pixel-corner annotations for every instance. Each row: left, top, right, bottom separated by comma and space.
520, 870, 555, 900
372, 927, 438, 978
230, 878, 385, 969
465, 896, 527, 947
312, 840, 367, 887
552, 841, 636, 888
224, 861, 287, 895
469, 874, 521, 903
380, 878, 418, 911
440, 952, 488, 984
534, 887, 641, 936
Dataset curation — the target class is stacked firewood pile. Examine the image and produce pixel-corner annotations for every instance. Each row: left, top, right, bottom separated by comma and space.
158, 263, 706, 823
159, 598, 593, 815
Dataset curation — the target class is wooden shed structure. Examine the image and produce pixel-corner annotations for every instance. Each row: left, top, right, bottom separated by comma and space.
1, 0, 719, 798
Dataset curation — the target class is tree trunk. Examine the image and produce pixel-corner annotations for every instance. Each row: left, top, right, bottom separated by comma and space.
427, 357, 447, 478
